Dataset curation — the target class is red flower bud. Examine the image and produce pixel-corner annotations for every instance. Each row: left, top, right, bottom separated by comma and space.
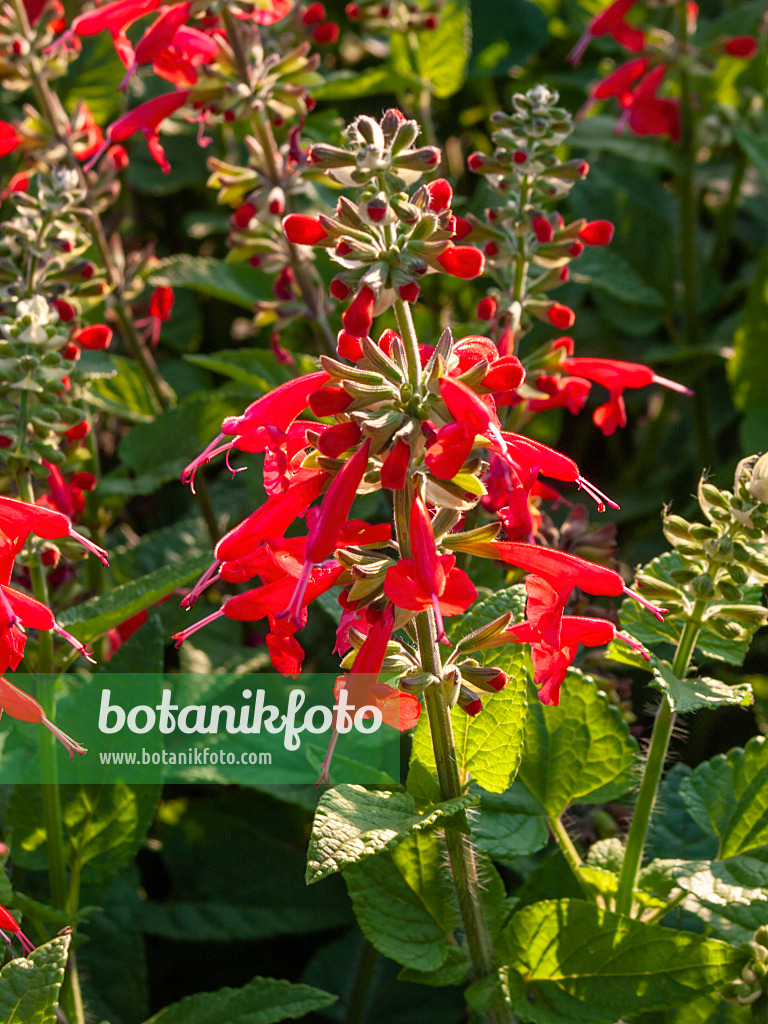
342, 285, 375, 339
330, 278, 351, 301
396, 282, 417, 303
282, 214, 328, 245
722, 35, 757, 58
336, 240, 353, 256
65, 421, 89, 441
377, 329, 401, 356
467, 152, 485, 171
345, 2, 359, 17
337, 330, 363, 361
513, 150, 528, 164
73, 324, 112, 350
302, 2, 326, 23
547, 303, 576, 329
451, 216, 472, 240
318, 421, 362, 459
313, 21, 339, 43
532, 216, 554, 243
233, 201, 256, 228
568, 240, 585, 258
578, 220, 615, 246
381, 440, 410, 490
309, 386, 353, 417
435, 245, 484, 280
484, 241, 499, 257
426, 178, 452, 212
53, 299, 76, 322
477, 297, 497, 321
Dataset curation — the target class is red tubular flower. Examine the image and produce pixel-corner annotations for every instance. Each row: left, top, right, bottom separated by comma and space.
57, 0, 163, 66
396, 495, 477, 640
439, 376, 511, 460
282, 214, 328, 245
320, 607, 421, 783
152, 26, 219, 87
40, 462, 97, 520
567, 0, 644, 65
0, 901, 35, 956
281, 442, 371, 625
435, 245, 485, 280
501, 616, 648, 704
425, 422, 475, 480
342, 286, 375, 339
588, 57, 648, 105
119, 1, 191, 88
500, 431, 619, 511
317, 421, 362, 459
562, 356, 692, 436
104, 90, 191, 175
578, 220, 615, 246
0, 495, 109, 573
0, 122, 22, 158
0, 676, 87, 759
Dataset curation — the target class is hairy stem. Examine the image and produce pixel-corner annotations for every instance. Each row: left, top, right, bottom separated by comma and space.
615, 599, 707, 916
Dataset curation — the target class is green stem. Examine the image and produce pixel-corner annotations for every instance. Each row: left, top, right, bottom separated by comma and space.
615, 599, 707, 916
675, 0, 712, 469
393, 298, 423, 393
711, 151, 747, 273
18, 473, 68, 912
343, 938, 379, 1024
549, 815, 593, 898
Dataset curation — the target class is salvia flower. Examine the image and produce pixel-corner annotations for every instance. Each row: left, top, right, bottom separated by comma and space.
0, 902, 35, 957
0, 675, 87, 759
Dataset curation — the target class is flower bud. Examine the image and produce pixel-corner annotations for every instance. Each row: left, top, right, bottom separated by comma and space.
578, 220, 615, 246
436, 245, 484, 279
477, 297, 497, 321
283, 214, 328, 245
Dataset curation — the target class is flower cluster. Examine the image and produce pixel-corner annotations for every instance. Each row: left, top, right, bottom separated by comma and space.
569, 0, 760, 141
174, 106, 672, 781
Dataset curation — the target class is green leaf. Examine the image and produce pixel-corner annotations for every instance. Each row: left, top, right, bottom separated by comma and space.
0, 934, 71, 1024
471, 784, 549, 862
451, 584, 526, 640
142, 975, 337, 1024
410, 661, 528, 794
499, 899, 746, 1024
87, 355, 157, 423
679, 736, 768, 858
305, 784, 478, 883
570, 116, 684, 172
646, 764, 719, 861
571, 246, 665, 309
312, 67, 416, 100
57, 553, 212, 642
184, 348, 317, 391
416, 2, 470, 99
729, 254, 768, 447
517, 671, 639, 818
117, 390, 250, 485
151, 256, 272, 309
470, 0, 548, 77
344, 851, 467, 974
620, 551, 763, 664
650, 661, 754, 713
733, 125, 768, 185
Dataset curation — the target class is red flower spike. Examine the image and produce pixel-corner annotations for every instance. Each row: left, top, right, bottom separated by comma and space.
722, 36, 757, 58
282, 442, 371, 625
381, 440, 410, 490
342, 286, 375, 339
282, 214, 328, 245
0, 901, 35, 956
436, 245, 485, 280
0, 676, 87, 759
73, 324, 112, 350
426, 178, 453, 212
579, 220, 615, 246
